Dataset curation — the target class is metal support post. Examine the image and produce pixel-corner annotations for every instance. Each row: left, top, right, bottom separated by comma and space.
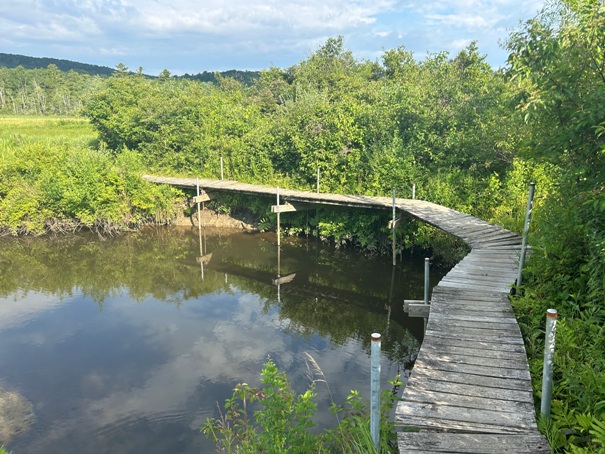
392, 188, 396, 266
517, 182, 536, 287
370, 333, 381, 450
541, 309, 558, 417
424, 258, 430, 305
276, 186, 280, 247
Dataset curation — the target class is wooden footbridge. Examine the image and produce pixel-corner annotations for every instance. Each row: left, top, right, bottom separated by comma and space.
144, 175, 549, 453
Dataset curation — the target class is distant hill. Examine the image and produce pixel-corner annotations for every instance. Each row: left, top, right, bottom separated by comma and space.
0, 53, 115, 76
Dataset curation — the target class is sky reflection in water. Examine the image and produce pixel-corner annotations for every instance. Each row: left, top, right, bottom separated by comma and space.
0, 228, 438, 453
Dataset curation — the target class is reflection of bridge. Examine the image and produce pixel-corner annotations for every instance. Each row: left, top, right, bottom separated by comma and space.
144, 175, 549, 453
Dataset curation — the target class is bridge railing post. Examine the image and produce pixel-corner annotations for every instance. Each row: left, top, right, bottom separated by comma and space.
517, 182, 535, 287
541, 309, 558, 417
392, 188, 396, 266
370, 333, 381, 450
424, 258, 430, 305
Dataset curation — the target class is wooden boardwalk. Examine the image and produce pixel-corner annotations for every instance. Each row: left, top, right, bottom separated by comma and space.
143, 175, 549, 453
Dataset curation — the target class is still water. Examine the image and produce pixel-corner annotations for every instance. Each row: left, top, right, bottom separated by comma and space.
0, 227, 446, 453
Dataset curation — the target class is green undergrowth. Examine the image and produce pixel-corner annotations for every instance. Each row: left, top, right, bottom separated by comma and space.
0, 117, 180, 235
202, 356, 401, 453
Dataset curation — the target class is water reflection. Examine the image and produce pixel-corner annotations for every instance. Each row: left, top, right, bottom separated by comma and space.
0, 228, 446, 454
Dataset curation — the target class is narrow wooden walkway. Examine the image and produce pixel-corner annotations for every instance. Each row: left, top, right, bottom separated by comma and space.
143, 175, 549, 453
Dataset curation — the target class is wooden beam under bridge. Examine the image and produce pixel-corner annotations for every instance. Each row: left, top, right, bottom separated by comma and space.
271, 202, 315, 213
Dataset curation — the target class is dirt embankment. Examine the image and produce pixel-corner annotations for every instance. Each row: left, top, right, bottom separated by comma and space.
173, 204, 260, 231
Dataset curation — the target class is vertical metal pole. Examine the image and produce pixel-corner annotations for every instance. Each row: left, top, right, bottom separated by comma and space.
424, 258, 430, 305
541, 309, 558, 417
517, 182, 536, 287
196, 177, 202, 232
276, 186, 280, 247
220, 156, 224, 180
370, 333, 381, 450
392, 188, 396, 266
412, 184, 416, 200
317, 167, 320, 193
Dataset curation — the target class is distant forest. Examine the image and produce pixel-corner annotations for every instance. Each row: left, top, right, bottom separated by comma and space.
0, 52, 259, 84
0, 52, 115, 76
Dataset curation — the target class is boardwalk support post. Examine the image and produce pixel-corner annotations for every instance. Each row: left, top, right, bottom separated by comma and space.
370, 333, 381, 450
196, 177, 201, 232
392, 188, 396, 266
276, 186, 280, 247
541, 308, 558, 417
317, 167, 320, 193
220, 157, 224, 180
424, 258, 430, 305
517, 182, 535, 287
412, 184, 416, 200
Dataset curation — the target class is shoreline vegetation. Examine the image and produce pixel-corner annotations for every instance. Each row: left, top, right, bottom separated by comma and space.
1, 1, 604, 450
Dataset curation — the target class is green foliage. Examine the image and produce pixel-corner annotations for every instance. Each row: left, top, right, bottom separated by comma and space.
0, 117, 179, 235
507, 1, 605, 450
202, 357, 400, 453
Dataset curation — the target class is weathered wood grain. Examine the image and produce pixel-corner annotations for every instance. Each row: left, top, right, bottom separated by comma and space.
397, 433, 550, 453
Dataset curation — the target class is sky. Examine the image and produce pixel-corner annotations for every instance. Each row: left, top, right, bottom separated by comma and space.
0, 0, 545, 76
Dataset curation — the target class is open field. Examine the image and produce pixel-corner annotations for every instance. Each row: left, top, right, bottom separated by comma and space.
0, 116, 97, 146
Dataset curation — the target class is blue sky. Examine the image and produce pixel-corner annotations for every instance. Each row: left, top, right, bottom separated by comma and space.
0, 0, 545, 75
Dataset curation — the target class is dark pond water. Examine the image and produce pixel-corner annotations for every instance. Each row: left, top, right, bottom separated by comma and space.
0, 227, 447, 453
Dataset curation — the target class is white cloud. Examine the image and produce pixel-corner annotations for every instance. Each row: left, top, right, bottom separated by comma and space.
0, 0, 545, 72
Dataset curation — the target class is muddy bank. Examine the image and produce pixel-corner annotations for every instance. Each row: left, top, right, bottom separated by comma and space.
173, 204, 259, 231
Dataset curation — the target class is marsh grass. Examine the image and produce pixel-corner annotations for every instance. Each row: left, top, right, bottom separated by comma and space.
0, 116, 97, 147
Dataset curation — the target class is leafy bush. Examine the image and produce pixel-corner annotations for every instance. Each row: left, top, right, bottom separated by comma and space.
202, 357, 401, 453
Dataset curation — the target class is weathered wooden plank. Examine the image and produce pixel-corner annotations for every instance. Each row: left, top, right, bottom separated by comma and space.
192, 193, 210, 203
409, 363, 532, 390
388, 216, 403, 229
397, 433, 550, 453
404, 299, 426, 311
442, 272, 517, 284
401, 387, 535, 414
404, 376, 534, 403
196, 253, 213, 264
272, 273, 296, 285
429, 312, 519, 325
415, 349, 528, 370
423, 331, 525, 354
408, 303, 430, 318
428, 316, 520, 331
413, 356, 531, 381
437, 280, 515, 292
423, 329, 525, 345
270, 202, 315, 213
419, 342, 529, 362
395, 401, 537, 433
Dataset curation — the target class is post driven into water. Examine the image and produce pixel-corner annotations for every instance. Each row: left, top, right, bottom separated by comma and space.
370, 333, 381, 450
424, 258, 430, 305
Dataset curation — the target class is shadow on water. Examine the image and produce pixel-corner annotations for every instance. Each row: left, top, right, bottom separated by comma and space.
0, 227, 448, 454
